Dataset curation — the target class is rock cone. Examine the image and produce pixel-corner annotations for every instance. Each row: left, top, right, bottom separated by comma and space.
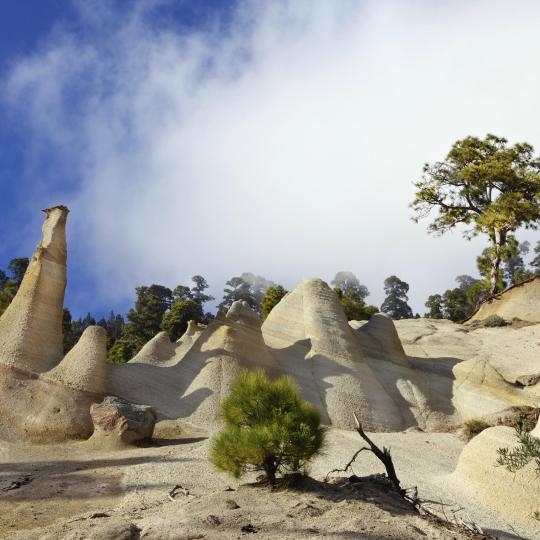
44, 325, 107, 394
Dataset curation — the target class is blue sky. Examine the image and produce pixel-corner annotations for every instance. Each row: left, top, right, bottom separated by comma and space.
1, 0, 540, 319
0, 0, 234, 318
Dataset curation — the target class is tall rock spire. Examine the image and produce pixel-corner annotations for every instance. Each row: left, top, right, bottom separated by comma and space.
0, 206, 68, 372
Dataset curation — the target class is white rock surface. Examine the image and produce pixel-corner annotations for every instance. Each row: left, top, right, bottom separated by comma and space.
0, 206, 68, 372
44, 325, 107, 394
470, 276, 540, 322
128, 331, 176, 366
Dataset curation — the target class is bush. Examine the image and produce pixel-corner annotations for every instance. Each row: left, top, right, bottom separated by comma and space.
210, 370, 326, 486
482, 314, 507, 327
462, 418, 491, 441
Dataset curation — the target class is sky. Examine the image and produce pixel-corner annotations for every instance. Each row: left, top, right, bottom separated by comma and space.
1, 0, 540, 319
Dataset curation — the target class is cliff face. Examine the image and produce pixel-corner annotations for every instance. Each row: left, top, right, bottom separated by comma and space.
0, 206, 68, 373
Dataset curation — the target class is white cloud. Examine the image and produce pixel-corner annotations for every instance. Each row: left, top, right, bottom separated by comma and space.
4, 0, 540, 314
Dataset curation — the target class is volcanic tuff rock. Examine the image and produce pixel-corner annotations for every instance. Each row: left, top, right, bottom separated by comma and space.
353, 312, 410, 367
395, 318, 540, 419
450, 425, 540, 537
0, 206, 68, 372
44, 325, 107, 394
108, 300, 281, 428
129, 331, 177, 366
261, 278, 407, 431
0, 207, 107, 443
469, 276, 540, 322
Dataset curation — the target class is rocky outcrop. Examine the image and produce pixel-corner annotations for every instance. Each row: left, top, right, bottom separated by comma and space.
129, 331, 176, 366
44, 326, 107, 394
87, 396, 156, 448
108, 301, 280, 429
261, 278, 406, 431
395, 319, 540, 420
0, 206, 68, 372
174, 320, 206, 358
469, 276, 540, 322
0, 364, 99, 443
354, 313, 410, 367
450, 426, 540, 535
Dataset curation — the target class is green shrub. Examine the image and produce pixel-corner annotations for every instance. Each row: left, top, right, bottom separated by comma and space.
210, 369, 326, 486
462, 418, 491, 441
482, 314, 507, 327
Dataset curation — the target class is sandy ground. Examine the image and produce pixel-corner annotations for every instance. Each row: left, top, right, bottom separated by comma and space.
0, 428, 534, 539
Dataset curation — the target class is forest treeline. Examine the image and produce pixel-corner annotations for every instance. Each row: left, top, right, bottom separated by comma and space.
0, 246, 538, 363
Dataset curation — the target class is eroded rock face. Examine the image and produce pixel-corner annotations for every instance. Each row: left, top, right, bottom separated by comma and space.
108, 301, 281, 430
44, 326, 107, 394
88, 396, 156, 447
129, 331, 176, 366
0, 206, 68, 372
262, 278, 406, 431
354, 313, 410, 367
451, 426, 540, 534
469, 276, 540, 322
0, 364, 99, 443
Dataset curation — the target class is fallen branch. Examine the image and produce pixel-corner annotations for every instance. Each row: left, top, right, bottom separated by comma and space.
324, 447, 370, 482
351, 412, 404, 495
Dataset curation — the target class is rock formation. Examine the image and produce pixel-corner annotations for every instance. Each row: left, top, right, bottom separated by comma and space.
469, 276, 540, 322
0, 205, 537, 443
261, 278, 407, 430
86, 396, 156, 449
108, 300, 281, 428
129, 331, 177, 366
174, 320, 206, 358
395, 318, 540, 420
44, 325, 107, 394
0, 206, 68, 372
450, 426, 540, 535
353, 312, 410, 367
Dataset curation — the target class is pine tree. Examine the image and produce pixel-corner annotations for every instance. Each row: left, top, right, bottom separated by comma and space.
381, 276, 413, 320
211, 370, 325, 486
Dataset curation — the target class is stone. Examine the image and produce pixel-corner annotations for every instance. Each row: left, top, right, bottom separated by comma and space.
88, 396, 156, 447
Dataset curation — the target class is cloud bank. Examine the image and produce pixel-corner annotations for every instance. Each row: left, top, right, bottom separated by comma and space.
4, 0, 540, 314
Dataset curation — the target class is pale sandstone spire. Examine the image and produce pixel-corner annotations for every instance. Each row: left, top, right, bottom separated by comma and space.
0, 206, 68, 372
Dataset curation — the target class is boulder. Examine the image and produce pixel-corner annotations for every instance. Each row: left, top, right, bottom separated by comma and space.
88, 396, 156, 447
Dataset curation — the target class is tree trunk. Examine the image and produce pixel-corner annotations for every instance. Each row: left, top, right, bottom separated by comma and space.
263, 456, 277, 486
489, 230, 506, 295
